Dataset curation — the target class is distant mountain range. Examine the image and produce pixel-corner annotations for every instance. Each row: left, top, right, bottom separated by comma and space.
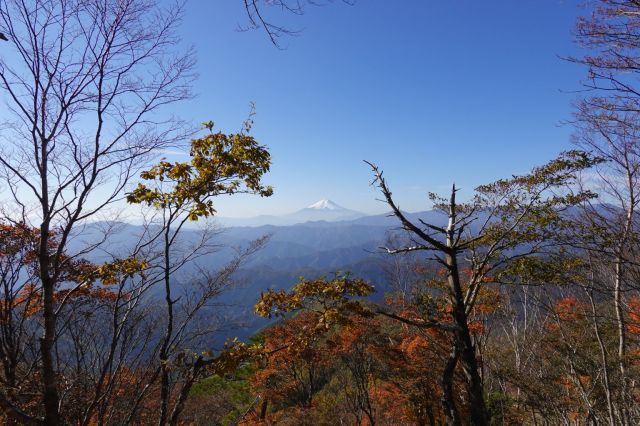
70, 202, 615, 346
215, 199, 366, 227
74, 200, 449, 302
72, 202, 448, 344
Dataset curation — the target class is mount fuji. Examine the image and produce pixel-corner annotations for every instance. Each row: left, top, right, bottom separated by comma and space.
292, 199, 364, 223
217, 199, 365, 227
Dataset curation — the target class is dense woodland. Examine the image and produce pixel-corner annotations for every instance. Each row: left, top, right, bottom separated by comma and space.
1, 0, 640, 425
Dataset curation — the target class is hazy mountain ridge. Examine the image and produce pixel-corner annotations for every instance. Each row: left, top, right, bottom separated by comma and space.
215, 199, 365, 227
63, 203, 613, 352
66, 203, 459, 343
71, 203, 455, 283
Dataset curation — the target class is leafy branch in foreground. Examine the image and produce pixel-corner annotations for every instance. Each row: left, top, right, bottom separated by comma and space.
256, 274, 375, 329
125, 119, 273, 425
127, 120, 273, 221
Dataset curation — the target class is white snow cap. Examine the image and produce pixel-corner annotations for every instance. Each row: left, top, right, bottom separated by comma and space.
306, 199, 343, 210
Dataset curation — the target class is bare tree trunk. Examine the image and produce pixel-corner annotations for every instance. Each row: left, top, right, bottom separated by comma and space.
445, 187, 487, 426
441, 345, 460, 426
40, 274, 59, 426
614, 257, 628, 425
259, 397, 268, 420
38, 145, 60, 424
158, 224, 175, 426
168, 358, 204, 426
586, 287, 616, 426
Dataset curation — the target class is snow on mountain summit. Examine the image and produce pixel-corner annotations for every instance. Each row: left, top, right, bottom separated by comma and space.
306, 199, 343, 210
217, 199, 364, 226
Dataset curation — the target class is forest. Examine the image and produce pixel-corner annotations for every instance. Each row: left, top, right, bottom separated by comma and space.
0, 0, 640, 425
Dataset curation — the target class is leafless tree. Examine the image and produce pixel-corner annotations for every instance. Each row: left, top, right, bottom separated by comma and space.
568, 1, 640, 422
242, 0, 355, 47
0, 0, 195, 423
132, 216, 268, 426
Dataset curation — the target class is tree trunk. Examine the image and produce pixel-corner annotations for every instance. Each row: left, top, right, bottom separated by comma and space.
259, 397, 268, 420
40, 272, 59, 425
158, 226, 175, 426
441, 344, 460, 426
444, 185, 488, 426
169, 359, 203, 426
40, 153, 60, 425
446, 252, 488, 426
587, 286, 616, 426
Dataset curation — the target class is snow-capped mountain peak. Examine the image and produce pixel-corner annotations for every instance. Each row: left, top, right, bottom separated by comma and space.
216, 199, 364, 227
306, 199, 343, 210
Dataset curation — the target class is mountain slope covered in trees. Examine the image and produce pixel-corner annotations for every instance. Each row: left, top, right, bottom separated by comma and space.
2, 0, 640, 425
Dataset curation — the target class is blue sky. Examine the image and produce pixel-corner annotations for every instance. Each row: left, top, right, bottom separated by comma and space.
0, 1, 587, 219
176, 0, 587, 217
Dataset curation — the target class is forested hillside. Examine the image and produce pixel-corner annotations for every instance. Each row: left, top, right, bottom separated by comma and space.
1, 1, 640, 425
